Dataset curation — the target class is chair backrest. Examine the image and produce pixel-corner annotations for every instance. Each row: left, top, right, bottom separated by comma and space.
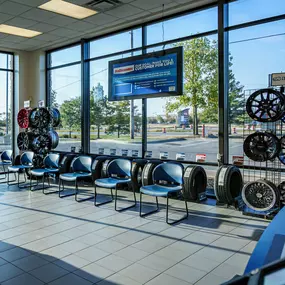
107, 159, 131, 178
70, 156, 92, 173
0, 150, 13, 162
44, 153, 60, 169
153, 162, 184, 185
20, 151, 34, 166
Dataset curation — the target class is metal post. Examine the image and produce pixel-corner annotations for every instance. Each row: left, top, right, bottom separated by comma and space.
81, 39, 90, 154
130, 30, 135, 140
142, 26, 147, 158
6, 55, 8, 135
218, 0, 229, 165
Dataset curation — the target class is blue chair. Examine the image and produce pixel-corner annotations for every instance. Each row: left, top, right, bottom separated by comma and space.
59, 155, 92, 201
94, 158, 136, 212
0, 150, 13, 184
30, 153, 60, 194
140, 162, 188, 225
8, 151, 34, 188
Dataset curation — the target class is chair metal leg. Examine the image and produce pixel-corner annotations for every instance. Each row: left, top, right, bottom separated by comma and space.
59, 179, 76, 198
7, 170, 25, 187
140, 193, 159, 217
115, 184, 137, 212
166, 194, 189, 225
43, 174, 58, 195
94, 184, 113, 207
75, 179, 94, 202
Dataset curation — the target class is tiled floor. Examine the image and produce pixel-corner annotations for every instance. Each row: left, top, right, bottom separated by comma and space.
0, 181, 269, 285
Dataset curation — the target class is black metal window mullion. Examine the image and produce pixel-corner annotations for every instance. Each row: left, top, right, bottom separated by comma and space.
218, 0, 229, 165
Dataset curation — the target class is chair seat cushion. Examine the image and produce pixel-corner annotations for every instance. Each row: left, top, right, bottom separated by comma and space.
140, 184, 182, 197
0, 161, 12, 166
31, 168, 59, 177
60, 172, 91, 182
8, 165, 32, 172
95, 177, 131, 188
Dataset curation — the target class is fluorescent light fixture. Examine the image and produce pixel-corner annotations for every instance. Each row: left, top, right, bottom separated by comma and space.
0, 25, 42, 38
39, 0, 97, 19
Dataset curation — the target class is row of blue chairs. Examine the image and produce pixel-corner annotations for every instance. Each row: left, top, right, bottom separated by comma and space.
0, 151, 188, 224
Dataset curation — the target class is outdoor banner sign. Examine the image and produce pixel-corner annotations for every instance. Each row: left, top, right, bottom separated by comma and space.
108, 47, 183, 101
38, 100, 45, 107
232, 155, 244, 166
121, 149, 128, 156
270, 73, 285, 86
176, 152, 186, 161
98, 148, 104, 155
24, 100, 30, 108
160, 151, 169, 160
110, 149, 116, 155
145, 151, 153, 158
196, 154, 206, 163
132, 150, 139, 157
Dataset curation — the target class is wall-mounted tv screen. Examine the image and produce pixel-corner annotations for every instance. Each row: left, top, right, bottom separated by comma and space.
108, 47, 183, 101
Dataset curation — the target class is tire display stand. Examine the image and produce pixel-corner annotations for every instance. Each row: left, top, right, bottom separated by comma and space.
16, 106, 60, 185
241, 88, 284, 219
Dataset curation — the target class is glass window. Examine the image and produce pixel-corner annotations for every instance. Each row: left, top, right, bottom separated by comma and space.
0, 70, 13, 152
228, 20, 285, 163
146, 35, 218, 163
229, 0, 285, 27
89, 51, 142, 157
146, 7, 217, 46
90, 28, 142, 59
49, 45, 81, 68
0, 53, 13, 70
48, 64, 82, 152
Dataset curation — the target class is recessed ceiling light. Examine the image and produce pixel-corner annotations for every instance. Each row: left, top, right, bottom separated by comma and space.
0, 25, 42, 38
39, 0, 97, 19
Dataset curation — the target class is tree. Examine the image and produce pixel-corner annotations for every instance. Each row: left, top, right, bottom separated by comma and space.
166, 37, 243, 133
50, 90, 59, 108
60, 97, 81, 138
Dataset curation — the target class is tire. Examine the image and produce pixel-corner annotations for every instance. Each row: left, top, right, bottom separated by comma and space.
17, 132, 34, 151
131, 159, 148, 192
101, 157, 115, 178
50, 108, 60, 128
142, 160, 162, 186
29, 108, 51, 129
184, 165, 207, 201
214, 165, 243, 204
59, 154, 77, 174
17, 108, 31, 129
242, 179, 280, 211
48, 131, 59, 150
91, 156, 108, 181
278, 181, 285, 204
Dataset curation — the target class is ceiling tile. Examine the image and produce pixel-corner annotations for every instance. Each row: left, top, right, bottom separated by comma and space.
125, 10, 151, 21
84, 13, 118, 25
0, 12, 14, 23
151, 2, 181, 13
65, 0, 91, 4
0, 1, 31, 16
0, 32, 8, 39
105, 4, 143, 18
5, 17, 39, 29
13, 43, 34, 50
2, 35, 27, 43
20, 38, 47, 46
29, 22, 58, 33
11, 0, 49, 7
50, 27, 81, 38
131, 0, 173, 10
68, 20, 96, 32
33, 33, 62, 42
42, 14, 78, 26
21, 8, 56, 21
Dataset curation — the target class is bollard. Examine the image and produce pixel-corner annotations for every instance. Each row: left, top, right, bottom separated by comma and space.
202, 124, 205, 138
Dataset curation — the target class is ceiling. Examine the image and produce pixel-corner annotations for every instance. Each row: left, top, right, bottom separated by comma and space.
0, 0, 216, 52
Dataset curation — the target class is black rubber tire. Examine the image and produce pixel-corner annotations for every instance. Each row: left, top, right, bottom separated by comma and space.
278, 181, 285, 203
91, 156, 109, 181
214, 165, 243, 204
183, 165, 207, 201
242, 179, 280, 211
101, 157, 115, 178
58, 154, 77, 174
131, 159, 148, 192
17, 132, 34, 151
142, 160, 162, 186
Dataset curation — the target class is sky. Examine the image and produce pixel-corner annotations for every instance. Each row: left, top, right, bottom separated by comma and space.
1, 0, 285, 116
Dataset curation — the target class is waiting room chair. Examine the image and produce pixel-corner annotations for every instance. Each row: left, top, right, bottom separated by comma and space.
0, 150, 13, 184
139, 162, 188, 225
30, 153, 60, 194
59, 155, 92, 201
8, 151, 34, 188
94, 158, 136, 211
